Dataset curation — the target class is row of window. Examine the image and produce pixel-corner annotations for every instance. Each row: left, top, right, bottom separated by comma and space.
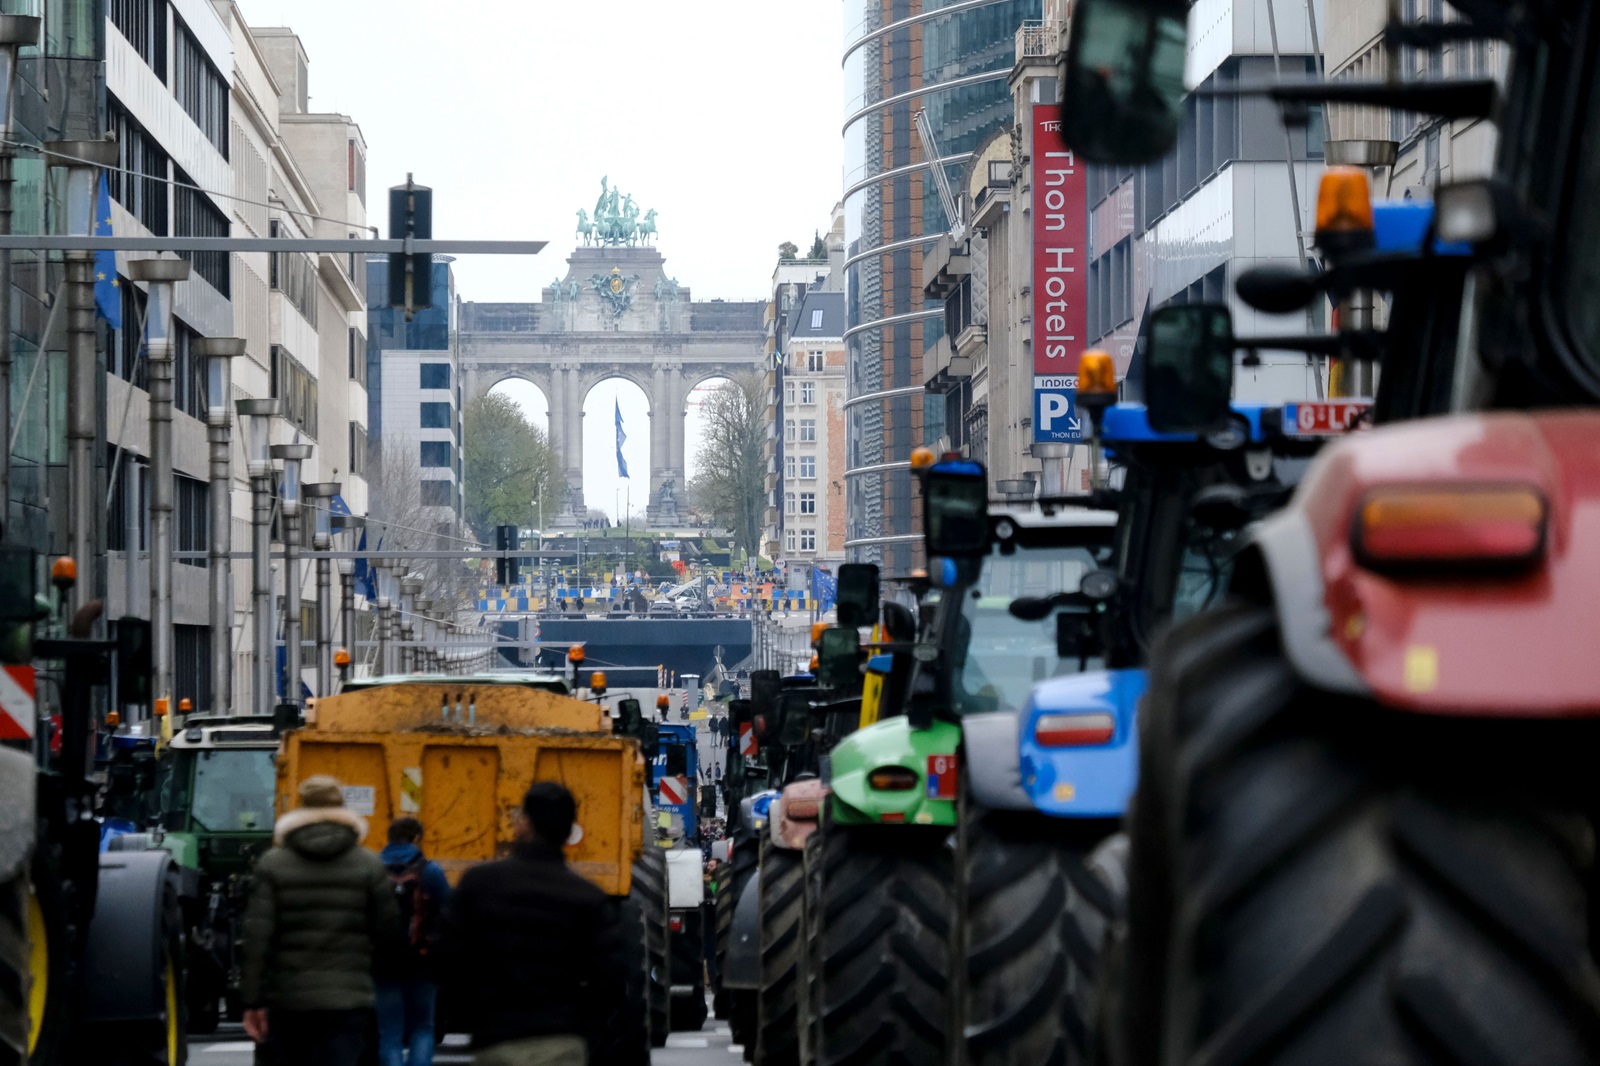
784, 419, 817, 442
269, 221, 319, 327
784, 492, 818, 515
173, 15, 228, 157
789, 351, 827, 372
349, 423, 368, 477
271, 345, 319, 439
174, 167, 230, 296
112, 0, 167, 83
784, 454, 818, 479
785, 528, 817, 552
783, 380, 817, 406
107, 454, 207, 562
110, 105, 169, 236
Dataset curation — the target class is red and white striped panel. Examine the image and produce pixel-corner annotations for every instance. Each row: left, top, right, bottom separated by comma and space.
0, 665, 36, 741
738, 723, 757, 757
659, 774, 690, 806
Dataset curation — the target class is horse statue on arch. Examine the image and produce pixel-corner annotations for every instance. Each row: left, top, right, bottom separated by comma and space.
576, 209, 595, 245
636, 209, 658, 245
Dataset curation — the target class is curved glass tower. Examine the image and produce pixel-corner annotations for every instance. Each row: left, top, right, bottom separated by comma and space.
842, 0, 1038, 570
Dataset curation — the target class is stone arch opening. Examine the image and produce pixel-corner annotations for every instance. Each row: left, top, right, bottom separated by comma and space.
486, 377, 551, 439
684, 375, 734, 486
581, 376, 652, 525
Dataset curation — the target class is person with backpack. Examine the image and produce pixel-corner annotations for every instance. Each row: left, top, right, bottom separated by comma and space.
378, 817, 452, 1066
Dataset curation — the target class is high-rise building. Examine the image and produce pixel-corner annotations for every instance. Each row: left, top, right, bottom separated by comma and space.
843, 0, 1041, 570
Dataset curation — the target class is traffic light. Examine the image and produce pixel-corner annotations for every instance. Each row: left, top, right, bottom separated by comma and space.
117, 619, 152, 706
387, 175, 433, 318
494, 525, 520, 586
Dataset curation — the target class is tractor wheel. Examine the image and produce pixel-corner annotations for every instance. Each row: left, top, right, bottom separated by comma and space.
799, 832, 824, 1066
95, 881, 187, 1066
631, 850, 672, 1049
812, 823, 952, 1065
670, 908, 709, 1031
598, 895, 651, 1066
756, 836, 804, 1066
955, 810, 1121, 1066
0, 867, 28, 1062
1115, 602, 1600, 1066
716, 833, 759, 1020
8, 851, 65, 1066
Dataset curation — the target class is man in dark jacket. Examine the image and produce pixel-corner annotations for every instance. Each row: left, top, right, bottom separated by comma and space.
240, 775, 400, 1065
431, 782, 628, 1065
377, 816, 452, 1066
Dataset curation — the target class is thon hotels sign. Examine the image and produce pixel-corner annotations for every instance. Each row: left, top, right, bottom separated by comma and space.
1031, 104, 1090, 444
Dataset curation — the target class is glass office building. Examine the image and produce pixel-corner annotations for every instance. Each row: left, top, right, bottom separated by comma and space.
842, 0, 1038, 569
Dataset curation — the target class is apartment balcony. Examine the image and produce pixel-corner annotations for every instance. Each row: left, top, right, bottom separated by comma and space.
974, 159, 1012, 229
1015, 19, 1061, 62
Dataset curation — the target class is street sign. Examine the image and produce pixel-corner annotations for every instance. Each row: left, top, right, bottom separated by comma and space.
1034, 375, 1086, 443
1281, 401, 1372, 436
0, 665, 34, 740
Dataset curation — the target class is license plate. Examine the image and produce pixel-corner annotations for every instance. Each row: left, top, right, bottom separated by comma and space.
1281, 401, 1371, 436
926, 754, 958, 799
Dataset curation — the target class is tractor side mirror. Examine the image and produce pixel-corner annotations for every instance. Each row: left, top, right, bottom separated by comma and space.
615, 697, 643, 738
816, 627, 863, 689
1059, 0, 1190, 165
639, 722, 660, 762
835, 564, 880, 628
1144, 304, 1236, 435
924, 466, 989, 558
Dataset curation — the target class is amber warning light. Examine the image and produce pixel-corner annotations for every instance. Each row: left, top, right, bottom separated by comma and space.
1356, 485, 1546, 568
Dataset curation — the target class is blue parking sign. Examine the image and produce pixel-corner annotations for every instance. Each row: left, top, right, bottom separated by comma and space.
1034, 377, 1085, 443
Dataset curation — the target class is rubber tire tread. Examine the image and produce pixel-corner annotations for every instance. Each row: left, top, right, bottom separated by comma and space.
632, 850, 672, 1049
756, 836, 805, 1066
716, 830, 760, 1019
600, 895, 652, 1066
0, 870, 27, 1064
1117, 601, 1600, 1066
671, 907, 708, 1032
813, 824, 953, 1066
958, 811, 1119, 1066
800, 832, 824, 1066
97, 881, 187, 1066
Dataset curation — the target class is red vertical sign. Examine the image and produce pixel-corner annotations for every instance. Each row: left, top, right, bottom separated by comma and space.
1032, 105, 1088, 376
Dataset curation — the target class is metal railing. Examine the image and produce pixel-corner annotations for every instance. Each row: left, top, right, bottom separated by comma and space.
1016, 20, 1061, 61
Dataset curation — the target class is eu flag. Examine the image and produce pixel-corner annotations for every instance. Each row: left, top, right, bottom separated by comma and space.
615, 399, 629, 478
811, 566, 837, 612
93, 174, 120, 328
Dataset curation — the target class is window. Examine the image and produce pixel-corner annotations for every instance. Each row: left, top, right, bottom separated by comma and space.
810, 308, 824, 330
785, 419, 796, 442
270, 220, 319, 326
800, 529, 816, 551
800, 492, 816, 515
799, 455, 816, 479
785, 492, 797, 515
420, 480, 453, 506
107, 451, 147, 551
173, 16, 228, 156
786, 528, 797, 552
174, 167, 230, 295
270, 346, 319, 438
799, 419, 816, 442
176, 473, 210, 570
349, 329, 368, 386
807, 351, 824, 372
111, 0, 167, 80
800, 381, 816, 405
348, 139, 366, 205
173, 323, 207, 420
785, 455, 796, 479
349, 423, 367, 477
110, 105, 169, 236
420, 363, 451, 390
420, 402, 452, 429
113, 281, 149, 384
420, 441, 451, 468
784, 380, 796, 406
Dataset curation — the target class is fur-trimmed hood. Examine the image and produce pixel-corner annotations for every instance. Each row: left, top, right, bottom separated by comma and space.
273, 806, 368, 858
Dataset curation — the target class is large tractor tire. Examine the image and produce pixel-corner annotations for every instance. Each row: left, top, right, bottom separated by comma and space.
670, 908, 709, 1032
756, 836, 805, 1066
631, 850, 672, 1049
598, 895, 652, 1066
955, 810, 1121, 1066
6, 852, 65, 1066
799, 832, 824, 1066
0, 868, 30, 1063
1114, 602, 1600, 1066
91, 879, 187, 1066
715, 832, 759, 1020
811, 822, 952, 1065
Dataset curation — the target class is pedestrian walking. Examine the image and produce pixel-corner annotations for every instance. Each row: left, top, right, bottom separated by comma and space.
431, 782, 627, 1065
378, 817, 452, 1066
240, 775, 400, 1066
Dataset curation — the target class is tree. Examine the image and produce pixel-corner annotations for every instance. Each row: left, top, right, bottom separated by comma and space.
462, 391, 565, 538
692, 373, 766, 555
366, 442, 477, 611
778, 241, 799, 261
808, 231, 827, 259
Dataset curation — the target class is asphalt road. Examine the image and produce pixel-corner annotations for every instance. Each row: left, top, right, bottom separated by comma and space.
190, 1014, 741, 1064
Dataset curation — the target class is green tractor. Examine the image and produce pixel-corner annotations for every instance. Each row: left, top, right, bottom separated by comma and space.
799, 454, 1119, 1063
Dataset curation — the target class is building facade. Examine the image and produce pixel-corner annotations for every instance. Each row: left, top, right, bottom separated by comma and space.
842, 0, 1042, 570
780, 289, 848, 565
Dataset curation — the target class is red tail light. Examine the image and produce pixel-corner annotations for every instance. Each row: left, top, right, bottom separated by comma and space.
1356, 485, 1546, 567
1034, 713, 1115, 747
670, 916, 682, 932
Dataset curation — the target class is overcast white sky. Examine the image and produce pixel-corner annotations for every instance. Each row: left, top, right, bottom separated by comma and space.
242, 0, 843, 519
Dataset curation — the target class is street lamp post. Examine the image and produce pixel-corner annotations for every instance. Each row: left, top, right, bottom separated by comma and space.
129, 257, 192, 715
304, 481, 340, 700
334, 515, 360, 670
400, 577, 423, 674
0, 15, 39, 522
236, 399, 279, 714
376, 595, 392, 677
272, 443, 313, 706
197, 338, 244, 712
46, 136, 118, 615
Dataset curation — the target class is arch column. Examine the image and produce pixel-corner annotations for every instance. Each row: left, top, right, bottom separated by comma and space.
561, 363, 584, 518
669, 366, 686, 484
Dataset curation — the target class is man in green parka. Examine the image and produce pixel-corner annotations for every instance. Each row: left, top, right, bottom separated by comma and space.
240, 774, 400, 1064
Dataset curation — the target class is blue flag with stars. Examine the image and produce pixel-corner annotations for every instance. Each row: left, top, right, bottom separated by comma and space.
615, 399, 629, 478
93, 174, 120, 328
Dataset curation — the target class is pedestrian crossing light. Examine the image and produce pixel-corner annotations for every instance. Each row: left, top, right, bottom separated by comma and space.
387, 175, 433, 320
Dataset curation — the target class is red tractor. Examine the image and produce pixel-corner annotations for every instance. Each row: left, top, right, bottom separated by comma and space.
1057, 0, 1600, 1060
